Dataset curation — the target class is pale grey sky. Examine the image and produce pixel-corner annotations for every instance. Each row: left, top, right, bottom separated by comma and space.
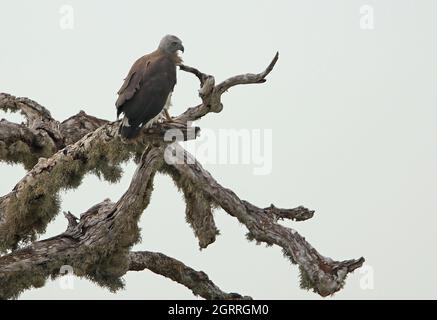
1, 0, 436, 299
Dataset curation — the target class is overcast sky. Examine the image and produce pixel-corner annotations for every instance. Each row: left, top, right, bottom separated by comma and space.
1, 0, 436, 299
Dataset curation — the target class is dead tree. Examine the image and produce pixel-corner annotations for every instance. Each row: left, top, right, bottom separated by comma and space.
0, 53, 364, 299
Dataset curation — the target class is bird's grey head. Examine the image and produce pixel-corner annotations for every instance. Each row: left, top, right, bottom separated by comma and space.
158, 35, 184, 55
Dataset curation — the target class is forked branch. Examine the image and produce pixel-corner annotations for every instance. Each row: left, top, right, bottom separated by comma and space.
0, 53, 364, 299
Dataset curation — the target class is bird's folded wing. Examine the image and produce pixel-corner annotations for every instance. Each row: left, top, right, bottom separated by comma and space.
116, 70, 143, 108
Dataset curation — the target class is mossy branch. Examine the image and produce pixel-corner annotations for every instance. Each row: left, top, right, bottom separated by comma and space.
0, 117, 198, 252
160, 165, 220, 249
0, 144, 162, 299
0, 146, 248, 300
166, 143, 364, 297
0, 54, 364, 299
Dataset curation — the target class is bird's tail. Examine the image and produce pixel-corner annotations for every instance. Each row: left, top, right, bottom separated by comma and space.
119, 116, 141, 139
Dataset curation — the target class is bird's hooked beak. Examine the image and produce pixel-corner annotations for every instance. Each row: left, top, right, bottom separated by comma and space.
179, 44, 184, 53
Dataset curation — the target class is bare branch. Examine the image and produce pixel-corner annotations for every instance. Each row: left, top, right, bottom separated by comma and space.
165, 143, 364, 297
0, 119, 198, 252
179, 64, 210, 86
0, 93, 55, 126
216, 52, 279, 94
129, 251, 250, 300
1, 96, 111, 169
177, 53, 279, 122
59, 110, 109, 146
0, 147, 248, 300
0, 54, 364, 299
0, 145, 163, 299
0, 93, 63, 150
262, 203, 314, 222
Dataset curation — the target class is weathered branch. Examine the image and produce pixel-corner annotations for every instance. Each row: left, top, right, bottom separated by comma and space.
1, 94, 198, 170
216, 52, 279, 94
263, 204, 314, 222
0, 145, 163, 299
162, 165, 219, 249
0, 118, 198, 252
183, 190, 219, 249
59, 111, 109, 146
0, 93, 64, 150
129, 251, 250, 300
178, 65, 209, 86
0, 93, 57, 128
163, 143, 364, 297
0, 53, 365, 299
0, 146, 248, 300
177, 52, 279, 122
0, 118, 56, 169
0, 94, 111, 169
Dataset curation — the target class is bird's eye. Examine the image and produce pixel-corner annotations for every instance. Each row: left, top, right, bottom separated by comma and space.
172, 42, 177, 46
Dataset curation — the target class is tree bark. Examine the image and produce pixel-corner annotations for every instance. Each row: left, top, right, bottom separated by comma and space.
0, 54, 364, 299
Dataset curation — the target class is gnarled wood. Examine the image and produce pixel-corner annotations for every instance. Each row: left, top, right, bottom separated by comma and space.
129, 251, 251, 300
163, 144, 364, 297
0, 53, 364, 299
0, 146, 248, 300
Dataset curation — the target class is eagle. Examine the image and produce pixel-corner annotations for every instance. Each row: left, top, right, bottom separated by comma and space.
116, 35, 184, 139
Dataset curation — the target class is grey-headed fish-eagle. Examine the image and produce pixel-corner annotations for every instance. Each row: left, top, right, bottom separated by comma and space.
116, 35, 184, 139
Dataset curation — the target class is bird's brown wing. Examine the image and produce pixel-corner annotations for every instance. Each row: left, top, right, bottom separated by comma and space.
116, 51, 177, 139
116, 55, 150, 117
